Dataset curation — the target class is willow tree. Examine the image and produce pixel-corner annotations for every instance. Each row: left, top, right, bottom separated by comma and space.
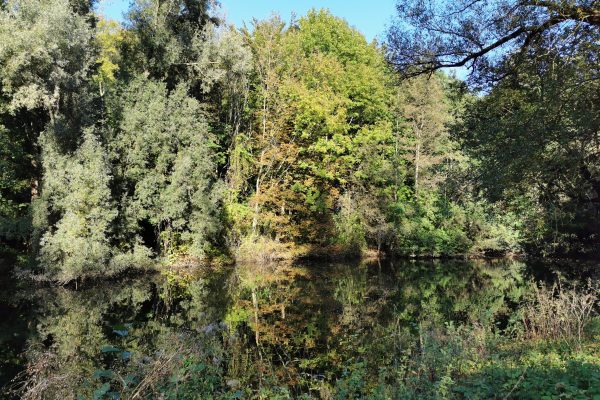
37, 130, 116, 282
110, 78, 222, 258
0, 0, 96, 127
0, 0, 98, 259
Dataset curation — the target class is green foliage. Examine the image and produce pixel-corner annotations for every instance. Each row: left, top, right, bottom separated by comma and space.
0, 0, 99, 257
329, 328, 600, 400
0, 0, 95, 120
36, 130, 116, 281
111, 77, 222, 258
93, 18, 127, 96
0, 0, 594, 272
459, 39, 600, 256
125, 0, 217, 89
333, 194, 368, 255
238, 10, 396, 246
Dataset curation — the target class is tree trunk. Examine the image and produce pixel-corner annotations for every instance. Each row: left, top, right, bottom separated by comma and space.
252, 171, 261, 235
252, 287, 260, 345
414, 140, 421, 195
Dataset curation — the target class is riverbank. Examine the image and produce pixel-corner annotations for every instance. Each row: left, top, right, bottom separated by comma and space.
4, 240, 599, 288
233, 235, 526, 265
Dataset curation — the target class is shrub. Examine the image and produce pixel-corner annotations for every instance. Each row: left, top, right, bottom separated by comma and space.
522, 281, 599, 347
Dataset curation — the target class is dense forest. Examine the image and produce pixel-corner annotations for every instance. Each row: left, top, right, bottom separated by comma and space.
0, 0, 599, 279
1, 1, 600, 399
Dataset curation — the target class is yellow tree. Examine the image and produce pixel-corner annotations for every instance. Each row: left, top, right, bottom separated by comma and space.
397, 75, 453, 196
93, 18, 127, 97
242, 16, 299, 239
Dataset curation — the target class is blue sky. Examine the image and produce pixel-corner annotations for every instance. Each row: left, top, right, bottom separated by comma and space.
96, 0, 397, 42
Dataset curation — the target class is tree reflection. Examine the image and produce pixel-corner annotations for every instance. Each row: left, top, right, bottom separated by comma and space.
8, 259, 580, 398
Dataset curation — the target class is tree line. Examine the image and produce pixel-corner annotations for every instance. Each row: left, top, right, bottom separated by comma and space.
0, 0, 598, 281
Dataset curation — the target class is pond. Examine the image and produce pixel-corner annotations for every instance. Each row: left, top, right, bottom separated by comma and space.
0, 258, 598, 399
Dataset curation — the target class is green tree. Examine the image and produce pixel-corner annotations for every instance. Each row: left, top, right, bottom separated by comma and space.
37, 130, 116, 281
0, 0, 98, 257
460, 42, 600, 255
93, 18, 128, 98
241, 10, 394, 247
125, 0, 219, 92
0, 0, 96, 126
396, 75, 454, 196
110, 77, 222, 258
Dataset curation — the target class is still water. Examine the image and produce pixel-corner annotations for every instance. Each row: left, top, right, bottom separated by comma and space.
0, 258, 597, 398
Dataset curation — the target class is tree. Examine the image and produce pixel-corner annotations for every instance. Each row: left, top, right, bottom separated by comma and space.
387, 0, 600, 83
93, 18, 128, 98
37, 130, 116, 282
459, 42, 600, 254
110, 77, 222, 257
125, 0, 219, 92
241, 15, 292, 237
387, 0, 600, 255
0, 0, 96, 125
396, 75, 453, 195
208, 26, 253, 172
0, 0, 98, 256
233, 10, 397, 247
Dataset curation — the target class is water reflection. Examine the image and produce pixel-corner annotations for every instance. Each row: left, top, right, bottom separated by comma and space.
0, 258, 595, 398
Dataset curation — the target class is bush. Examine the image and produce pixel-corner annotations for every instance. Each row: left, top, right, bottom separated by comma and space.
235, 235, 294, 262
522, 281, 599, 347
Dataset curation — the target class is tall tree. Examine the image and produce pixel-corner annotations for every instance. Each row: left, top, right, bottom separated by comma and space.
460, 42, 600, 254
0, 0, 97, 255
109, 78, 222, 257
241, 10, 393, 245
396, 75, 453, 195
387, 0, 600, 83
37, 130, 116, 282
242, 16, 291, 237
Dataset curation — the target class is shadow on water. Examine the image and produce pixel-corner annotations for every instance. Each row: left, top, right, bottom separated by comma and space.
0, 258, 33, 392
0, 257, 597, 398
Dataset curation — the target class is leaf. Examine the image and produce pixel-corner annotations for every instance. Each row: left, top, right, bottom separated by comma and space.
93, 369, 115, 380
93, 382, 111, 400
122, 374, 137, 387
101, 345, 121, 353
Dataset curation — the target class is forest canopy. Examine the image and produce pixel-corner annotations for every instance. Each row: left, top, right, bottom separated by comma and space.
0, 0, 598, 280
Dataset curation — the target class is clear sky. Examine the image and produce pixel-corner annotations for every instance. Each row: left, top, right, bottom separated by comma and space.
96, 0, 397, 42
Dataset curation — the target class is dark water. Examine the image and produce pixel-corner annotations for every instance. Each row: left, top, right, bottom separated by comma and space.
0, 258, 597, 397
